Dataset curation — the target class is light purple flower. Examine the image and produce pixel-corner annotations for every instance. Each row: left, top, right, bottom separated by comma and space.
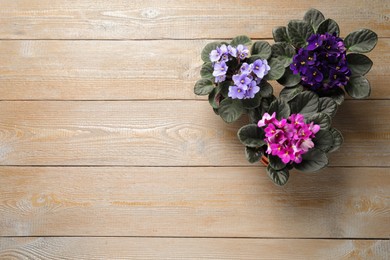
240, 62, 253, 74
212, 61, 228, 77
252, 59, 271, 79
236, 44, 249, 60
245, 80, 260, 99
214, 74, 226, 83
228, 85, 246, 99
232, 74, 251, 89
228, 45, 237, 57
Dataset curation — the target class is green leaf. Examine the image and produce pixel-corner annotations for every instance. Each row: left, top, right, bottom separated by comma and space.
237, 124, 265, 147
317, 19, 340, 36
208, 88, 219, 109
345, 75, 371, 99
201, 42, 221, 62
328, 88, 345, 105
245, 147, 263, 163
289, 91, 319, 117
303, 8, 325, 32
194, 78, 214, 95
271, 42, 296, 68
318, 97, 338, 118
218, 98, 244, 123
200, 62, 214, 79
231, 35, 252, 47
267, 166, 290, 186
272, 26, 290, 43
346, 53, 373, 75
269, 155, 286, 171
251, 41, 272, 59
294, 148, 328, 172
279, 85, 304, 102
328, 128, 344, 153
217, 81, 231, 98
264, 58, 285, 80
307, 113, 331, 130
259, 81, 273, 98
277, 68, 301, 87
268, 99, 290, 120
344, 29, 378, 53
287, 20, 314, 48
242, 92, 262, 109
313, 130, 334, 152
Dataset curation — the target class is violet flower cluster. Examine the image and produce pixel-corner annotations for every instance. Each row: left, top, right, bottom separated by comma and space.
209, 44, 270, 100
210, 44, 249, 83
290, 33, 351, 92
228, 59, 270, 99
258, 112, 320, 164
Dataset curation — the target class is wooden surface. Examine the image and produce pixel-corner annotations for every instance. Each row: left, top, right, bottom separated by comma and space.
0, 1, 389, 259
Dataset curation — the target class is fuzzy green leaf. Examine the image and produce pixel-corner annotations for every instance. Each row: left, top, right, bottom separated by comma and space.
317, 19, 340, 36
318, 97, 338, 118
208, 88, 219, 109
259, 81, 274, 98
231, 35, 252, 47
271, 42, 296, 68
200, 62, 213, 79
344, 29, 378, 53
303, 8, 325, 32
279, 85, 304, 102
277, 69, 301, 87
287, 20, 314, 48
346, 53, 373, 75
237, 124, 265, 147
245, 147, 263, 163
194, 78, 214, 95
273, 26, 290, 43
251, 41, 272, 59
201, 42, 221, 62
289, 91, 319, 118
242, 92, 262, 109
268, 99, 291, 120
307, 113, 331, 130
345, 75, 371, 99
264, 58, 285, 80
294, 148, 328, 172
267, 166, 290, 186
313, 129, 334, 152
328, 88, 345, 105
269, 155, 286, 171
218, 98, 244, 123
328, 128, 344, 153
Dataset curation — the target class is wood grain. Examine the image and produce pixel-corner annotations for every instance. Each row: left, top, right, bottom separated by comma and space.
0, 166, 389, 237
0, 0, 388, 39
0, 100, 388, 166
1, 237, 389, 259
0, 39, 388, 100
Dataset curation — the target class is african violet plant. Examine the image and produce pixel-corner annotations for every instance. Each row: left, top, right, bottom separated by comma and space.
272, 8, 378, 104
193, 9, 377, 186
238, 91, 343, 186
194, 36, 283, 123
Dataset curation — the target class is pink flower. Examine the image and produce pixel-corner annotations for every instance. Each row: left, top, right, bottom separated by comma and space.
258, 112, 320, 165
258, 112, 276, 127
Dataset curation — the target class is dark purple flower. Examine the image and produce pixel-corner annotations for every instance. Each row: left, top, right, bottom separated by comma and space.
290, 33, 351, 93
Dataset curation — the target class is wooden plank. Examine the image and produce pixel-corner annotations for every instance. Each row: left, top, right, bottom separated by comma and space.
0, 0, 388, 39
0, 39, 388, 100
1, 237, 389, 259
0, 100, 389, 166
0, 166, 389, 237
